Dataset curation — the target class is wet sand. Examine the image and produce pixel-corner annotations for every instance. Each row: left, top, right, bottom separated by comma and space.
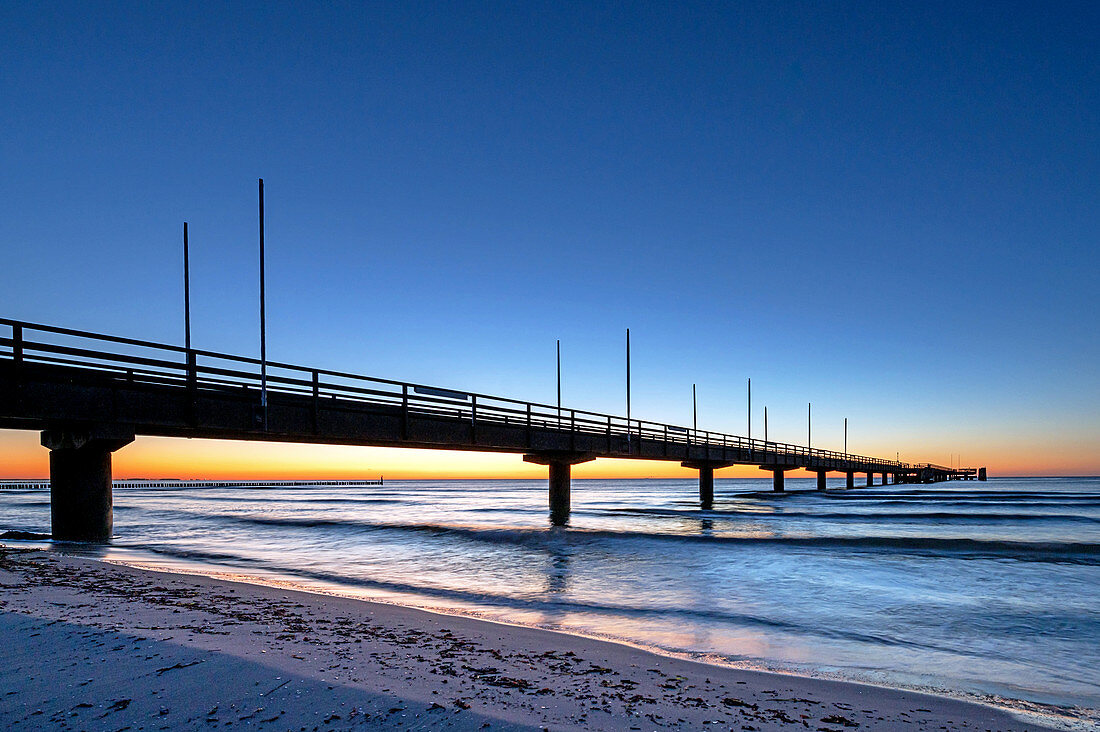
0, 546, 1062, 731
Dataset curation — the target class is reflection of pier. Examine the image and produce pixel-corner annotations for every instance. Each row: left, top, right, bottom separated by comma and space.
545, 545, 571, 596
1, 317, 983, 540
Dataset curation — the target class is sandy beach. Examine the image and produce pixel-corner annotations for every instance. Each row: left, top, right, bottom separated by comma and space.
0, 545, 1064, 731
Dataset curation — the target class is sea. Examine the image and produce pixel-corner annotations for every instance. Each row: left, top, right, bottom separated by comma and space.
2, 476, 1098, 726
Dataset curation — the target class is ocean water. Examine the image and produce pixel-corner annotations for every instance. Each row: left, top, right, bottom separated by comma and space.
2, 476, 1098, 723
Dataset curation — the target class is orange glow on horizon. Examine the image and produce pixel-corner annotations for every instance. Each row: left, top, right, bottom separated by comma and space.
0, 430, 1095, 480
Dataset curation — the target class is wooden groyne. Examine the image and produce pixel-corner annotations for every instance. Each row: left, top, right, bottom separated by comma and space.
0, 479, 383, 490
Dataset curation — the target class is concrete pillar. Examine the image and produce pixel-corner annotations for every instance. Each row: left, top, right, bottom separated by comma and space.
698, 465, 714, 509
865, 472, 873, 487
846, 471, 854, 489
682, 461, 733, 510
772, 469, 785, 492
881, 472, 888, 486
548, 462, 571, 526
978, 467, 987, 481
816, 471, 827, 491
524, 453, 593, 527
42, 427, 134, 542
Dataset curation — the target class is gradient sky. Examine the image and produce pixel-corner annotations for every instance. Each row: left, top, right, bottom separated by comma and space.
1, 1, 1097, 478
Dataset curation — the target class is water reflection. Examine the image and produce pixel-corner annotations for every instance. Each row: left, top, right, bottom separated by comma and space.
544, 543, 571, 596
53, 540, 111, 559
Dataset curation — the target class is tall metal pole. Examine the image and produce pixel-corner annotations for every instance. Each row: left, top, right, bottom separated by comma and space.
764, 406, 768, 443
556, 339, 561, 424
626, 328, 631, 439
692, 383, 697, 438
844, 417, 847, 456
807, 402, 811, 450
183, 222, 191, 352
259, 178, 267, 430
747, 377, 751, 443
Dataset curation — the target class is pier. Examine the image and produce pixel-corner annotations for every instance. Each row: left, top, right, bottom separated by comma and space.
0, 318, 983, 540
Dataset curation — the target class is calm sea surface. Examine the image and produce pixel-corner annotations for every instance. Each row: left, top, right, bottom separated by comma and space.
2, 476, 1098, 722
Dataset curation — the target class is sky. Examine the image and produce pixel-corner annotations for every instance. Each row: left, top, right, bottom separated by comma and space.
1, 1, 1097, 479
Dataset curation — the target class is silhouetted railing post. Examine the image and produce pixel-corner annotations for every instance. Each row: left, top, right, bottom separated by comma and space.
311, 370, 320, 434
470, 395, 478, 444
11, 324, 22, 367
402, 385, 409, 440
570, 409, 576, 451
186, 349, 197, 386
526, 403, 532, 448
185, 349, 197, 425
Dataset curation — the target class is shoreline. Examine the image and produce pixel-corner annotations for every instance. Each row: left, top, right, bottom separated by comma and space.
98, 552, 1093, 726
0, 545, 1075, 731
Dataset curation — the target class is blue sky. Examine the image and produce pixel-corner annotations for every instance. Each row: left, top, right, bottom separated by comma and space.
1, 1, 1097, 473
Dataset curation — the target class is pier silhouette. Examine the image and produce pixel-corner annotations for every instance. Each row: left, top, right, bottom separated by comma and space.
1, 317, 981, 540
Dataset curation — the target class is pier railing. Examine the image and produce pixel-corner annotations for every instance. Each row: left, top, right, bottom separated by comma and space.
0, 318, 920, 471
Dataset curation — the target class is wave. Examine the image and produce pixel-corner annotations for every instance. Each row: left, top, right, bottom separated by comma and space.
821, 491, 1100, 501
607, 506, 1100, 523
122, 543, 1026, 663
0, 530, 50, 540
207, 514, 1100, 564
818, 497, 1100, 508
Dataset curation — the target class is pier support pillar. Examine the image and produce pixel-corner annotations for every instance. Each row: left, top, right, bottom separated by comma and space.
865, 472, 874, 487
978, 467, 987, 481
698, 466, 714, 507
845, 471, 854, 489
548, 462, 571, 522
816, 471, 828, 491
881, 472, 889, 486
42, 426, 134, 542
682, 461, 734, 509
761, 466, 796, 493
524, 452, 593, 526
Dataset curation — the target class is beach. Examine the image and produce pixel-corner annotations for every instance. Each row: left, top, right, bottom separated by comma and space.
0, 545, 1063, 731
4, 477, 1098, 718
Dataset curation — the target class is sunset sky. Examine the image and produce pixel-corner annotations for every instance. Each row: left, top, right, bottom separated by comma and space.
1, 2, 1097, 478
